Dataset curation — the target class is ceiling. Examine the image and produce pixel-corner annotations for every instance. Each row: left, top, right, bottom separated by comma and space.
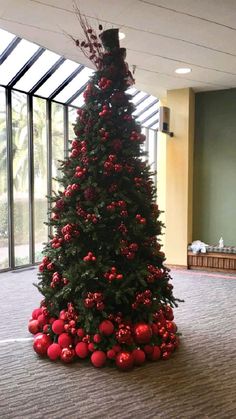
1, 0, 236, 98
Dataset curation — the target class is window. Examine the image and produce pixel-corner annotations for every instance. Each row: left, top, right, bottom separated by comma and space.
0, 87, 8, 269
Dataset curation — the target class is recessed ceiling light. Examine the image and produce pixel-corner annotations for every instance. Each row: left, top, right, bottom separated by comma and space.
175, 67, 192, 74
119, 32, 126, 40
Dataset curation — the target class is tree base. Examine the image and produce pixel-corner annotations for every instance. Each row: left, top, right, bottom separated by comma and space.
28, 304, 179, 370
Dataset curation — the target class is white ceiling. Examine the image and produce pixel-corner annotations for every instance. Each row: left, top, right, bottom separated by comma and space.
1, 0, 236, 98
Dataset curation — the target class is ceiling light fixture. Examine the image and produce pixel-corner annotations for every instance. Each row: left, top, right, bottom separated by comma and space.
119, 32, 126, 40
175, 67, 192, 74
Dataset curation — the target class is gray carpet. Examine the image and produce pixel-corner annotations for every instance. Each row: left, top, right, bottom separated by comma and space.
0, 268, 236, 419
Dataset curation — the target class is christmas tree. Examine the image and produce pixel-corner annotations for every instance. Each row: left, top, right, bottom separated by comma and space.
28, 20, 180, 370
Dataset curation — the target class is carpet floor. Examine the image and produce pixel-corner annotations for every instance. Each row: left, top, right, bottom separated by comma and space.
0, 267, 235, 419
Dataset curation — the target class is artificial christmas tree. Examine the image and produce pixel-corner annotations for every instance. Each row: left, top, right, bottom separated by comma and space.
28, 20, 180, 370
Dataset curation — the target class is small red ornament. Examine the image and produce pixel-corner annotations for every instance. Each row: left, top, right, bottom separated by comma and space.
61, 347, 75, 363
132, 349, 146, 366
150, 345, 161, 361
77, 328, 85, 338
52, 319, 65, 335
75, 342, 89, 358
107, 349, 116, 359
91, 351, 107, 368
93, 334, 101, 343
37, 314, 48, 327
28, 319, 39, 335
47, 343, 62, 361
162, 351, 171, 360
33, 333, 52, 356
99, 320, 114, 336
134, 323, 152, 344
165, 306, 174, 321
58, 333, 73, 348
88, 342, 95, 352
116, 351, 134, 371
166, 321, 177, 333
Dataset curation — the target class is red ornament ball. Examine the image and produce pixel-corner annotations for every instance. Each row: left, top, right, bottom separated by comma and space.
58, 333, 73, 348
88, 342, 95, 352
47, 343, 62, 361
132, 349, 146, 366
28, 319, 39, 335
93, 333, 101, 343
150, 345, 161, 361
99, 320, 114, 336
165, 306, 174, 321
144, 345, 154, 355
107, 349, 116, 359
75, 342, 89, 359
37, 314, 48, 327
52, 319, 65, 335
32, 308, 42, 320
134, 323, 152, 344
33, 333, 52, 356
166, 320, 177, 333
116, 351, 134, 371
91, 350, 107, 368
162, 351, 171, 360
61, 347, 75, 363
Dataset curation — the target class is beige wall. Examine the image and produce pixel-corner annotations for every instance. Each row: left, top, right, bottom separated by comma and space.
158, 88, 195, 266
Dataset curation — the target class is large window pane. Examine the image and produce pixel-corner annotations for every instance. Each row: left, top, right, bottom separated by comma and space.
35, 60, 80, 98
51, 102, 64, 192
0, 40, 39, 86
68, 106, 77, 140
14, 50, 61, 92
54, 68, 94, 103
33, 97, 48, 262
12, 91, 30, 266
0, 87, 8, 269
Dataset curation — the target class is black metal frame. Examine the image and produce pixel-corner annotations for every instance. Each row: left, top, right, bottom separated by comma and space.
0, 37, 21, 65
8, 47, 45, 88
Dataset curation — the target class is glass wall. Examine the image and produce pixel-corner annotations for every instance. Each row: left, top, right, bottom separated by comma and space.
33, 97, 48, 262
12, 91, 30, 266
0, 87, 157, 271
0, 87, 8, 269
51, 102, 64, 193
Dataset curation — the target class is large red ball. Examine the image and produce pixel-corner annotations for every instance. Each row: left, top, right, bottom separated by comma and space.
47, 343, 62, 361
33, 333, 52, 356
61, 347, 75, 363
58, 333, 73, 348
91, 351, 106, 368
134, 323, 152, 344
75, 342, 89, 358
116, 351, 134, 371
132, 349, 146, 366
28, 319, 39, 335
52, 319, 65, 335
32, 308, 42, 320
99, 320, 114, 336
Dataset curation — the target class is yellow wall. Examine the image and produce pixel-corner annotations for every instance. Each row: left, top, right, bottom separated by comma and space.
159, 88, 195, 266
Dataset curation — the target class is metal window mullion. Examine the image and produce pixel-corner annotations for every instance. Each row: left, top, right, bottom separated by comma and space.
64, 105, 69, 158
0, 37, 21, 65
154, 130, 158, 187
5, 88, 15, 268
27, 95, 35, 264
46, 100, 52, 237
